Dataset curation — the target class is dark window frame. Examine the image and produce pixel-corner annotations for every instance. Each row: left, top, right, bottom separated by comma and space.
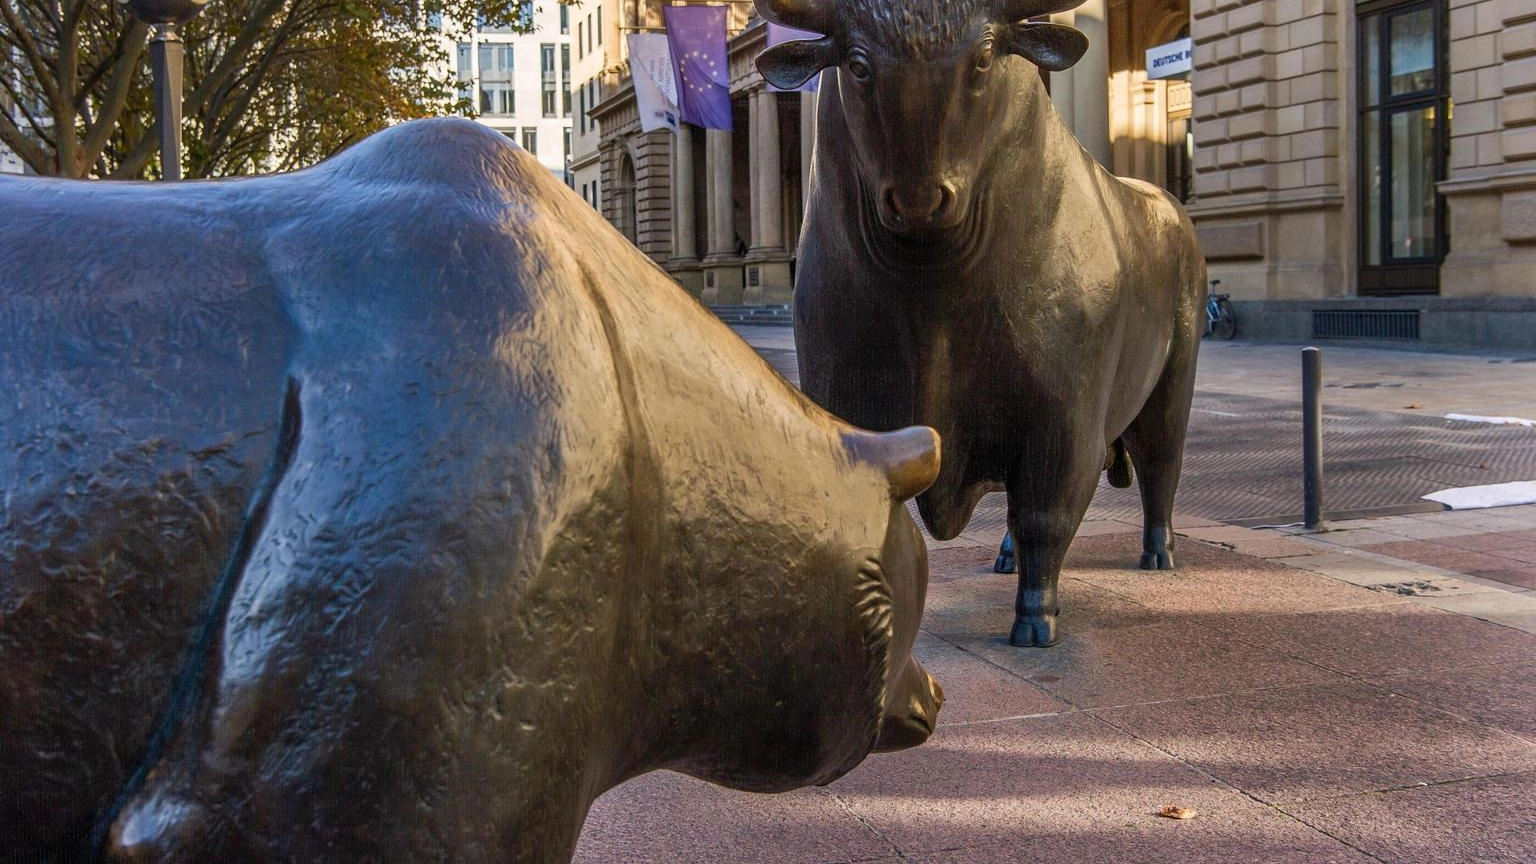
1356, 0, 1450, 296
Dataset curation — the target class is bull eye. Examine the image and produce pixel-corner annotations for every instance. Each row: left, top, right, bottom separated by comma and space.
975, 40, 996, 74
846, 51, 873, 83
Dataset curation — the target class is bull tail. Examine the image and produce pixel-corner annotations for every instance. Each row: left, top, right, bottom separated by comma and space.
1105, 438, 1133, 489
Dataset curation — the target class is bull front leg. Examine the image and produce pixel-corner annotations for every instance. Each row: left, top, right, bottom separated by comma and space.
1005, 437, 1105, 647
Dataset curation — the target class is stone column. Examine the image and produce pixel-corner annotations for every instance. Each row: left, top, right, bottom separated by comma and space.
667, 126, 703, 296
1070, 0, 1111, 167
746, 88, 793, 304
702, 125, 743, 304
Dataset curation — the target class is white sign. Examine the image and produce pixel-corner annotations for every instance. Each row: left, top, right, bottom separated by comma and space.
1146, 37, 1193, 80
627, 34, 680, 133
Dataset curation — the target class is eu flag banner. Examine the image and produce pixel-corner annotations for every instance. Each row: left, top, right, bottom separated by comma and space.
663, 4, 732, 130
765, 23, 822, 93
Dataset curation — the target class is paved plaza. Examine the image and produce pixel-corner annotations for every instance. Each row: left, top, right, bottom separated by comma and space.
574, 331, 1536, 863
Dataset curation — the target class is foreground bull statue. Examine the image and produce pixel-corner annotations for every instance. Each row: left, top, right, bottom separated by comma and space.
757, 0, 1207, 647
0, 119, 944, 864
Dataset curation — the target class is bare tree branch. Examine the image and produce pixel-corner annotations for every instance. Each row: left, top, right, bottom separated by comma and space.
79, 20, 148, 169
0, 1, 62, 110
0, 104, 51, 173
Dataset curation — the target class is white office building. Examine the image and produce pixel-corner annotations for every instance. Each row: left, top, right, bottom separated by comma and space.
449, 4, 574, 182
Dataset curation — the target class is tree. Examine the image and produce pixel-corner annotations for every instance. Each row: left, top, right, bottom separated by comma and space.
0, 1, 539, 179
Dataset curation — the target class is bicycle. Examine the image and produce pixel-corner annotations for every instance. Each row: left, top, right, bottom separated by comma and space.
1205, 279, 1236, 341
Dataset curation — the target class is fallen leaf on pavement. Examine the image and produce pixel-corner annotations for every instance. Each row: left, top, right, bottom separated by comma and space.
1158, 805, 1197, 820
1404, 403, 1422, 409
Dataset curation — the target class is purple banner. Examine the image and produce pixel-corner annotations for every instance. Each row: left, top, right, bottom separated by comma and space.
664, 4, 733, 130
766, 22, 822, 93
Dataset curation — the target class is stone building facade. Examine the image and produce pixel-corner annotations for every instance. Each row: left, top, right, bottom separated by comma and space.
1192, 0, 1535, 346
587, 0, 1536, 350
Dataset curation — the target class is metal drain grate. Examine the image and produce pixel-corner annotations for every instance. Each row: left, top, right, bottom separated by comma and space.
1312, 309, 1420, 340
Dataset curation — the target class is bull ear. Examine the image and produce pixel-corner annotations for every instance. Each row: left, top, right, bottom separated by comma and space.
757, 36, 838, 91
843, 426, 942, 501
1004, 21, 1088, 72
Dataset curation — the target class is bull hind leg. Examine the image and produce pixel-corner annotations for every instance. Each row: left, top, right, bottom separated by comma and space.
1123, 357, 1198, 571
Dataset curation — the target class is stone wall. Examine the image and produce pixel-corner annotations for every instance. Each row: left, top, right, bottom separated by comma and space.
1440, 0, 1536, 298
1187, 0, 1350, 301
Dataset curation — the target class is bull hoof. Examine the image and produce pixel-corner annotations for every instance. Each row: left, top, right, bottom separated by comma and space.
1139, 549, 1174, 570
993, 533, 1016, 574
1009, 615, 1058, 647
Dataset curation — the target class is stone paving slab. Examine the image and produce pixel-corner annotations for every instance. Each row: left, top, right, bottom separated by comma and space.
1282, 771, 1536, 864
908, 808, 1379, 864
574, 532, 1536, 863
1373, 660, 1536, 743
1092, 681, 1536, 805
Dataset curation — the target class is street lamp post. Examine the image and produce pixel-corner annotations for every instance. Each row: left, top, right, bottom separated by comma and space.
123, 0, 213, 180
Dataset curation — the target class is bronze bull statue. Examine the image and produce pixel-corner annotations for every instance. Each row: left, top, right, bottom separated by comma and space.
757, 0, 1207, 647
0, 118, 943, 864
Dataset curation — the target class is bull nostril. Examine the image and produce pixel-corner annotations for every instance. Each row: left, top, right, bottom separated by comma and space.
885, 185, 946, 225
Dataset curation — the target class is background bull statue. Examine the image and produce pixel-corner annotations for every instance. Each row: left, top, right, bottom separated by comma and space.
756, 0, 1207, 647
0, 119, 943, 864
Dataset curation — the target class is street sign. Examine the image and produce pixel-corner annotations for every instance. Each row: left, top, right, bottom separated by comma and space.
1146, 37, 1193, 80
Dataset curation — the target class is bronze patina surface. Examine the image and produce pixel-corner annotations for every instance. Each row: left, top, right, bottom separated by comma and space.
0, 118, 942, 863
757, 0, 1207, 647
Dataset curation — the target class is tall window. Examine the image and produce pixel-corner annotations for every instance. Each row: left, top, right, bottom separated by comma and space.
522, 128, 538, 156
577, 22, 584, 58
596, 8, 602, 44
559, 3, 569, 34
561, 45, 572, 115
542, 44, 558, 117
479, 43, 515, 116
1358, 0, 1449, 295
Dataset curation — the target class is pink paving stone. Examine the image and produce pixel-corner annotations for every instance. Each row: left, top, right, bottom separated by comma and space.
922, 575, 1162, 641
1197, 600, 1536, 678
941, 620, 1344, 710
928, 545, 998, 584
1490, 544, 1536, 564
1284, 771, 1536, 863
825, 712, 1256, 856
1361, 539, 1520, 575
1374, 660, 1536, 741
910, 633, 1070, 725
1065, 533, 1401, 616
907, 806, 1376, 864
572, 771, 894, 864
1467, 566, 1536, 590
1439, 531, 1536, 552
1092, 681, 1536, 805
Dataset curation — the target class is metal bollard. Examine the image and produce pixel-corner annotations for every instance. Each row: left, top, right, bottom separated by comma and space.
1302, 347, 1324, 529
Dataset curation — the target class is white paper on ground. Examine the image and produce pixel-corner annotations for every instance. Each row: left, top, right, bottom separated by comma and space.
1445, 413, 1536, 427
1424, 481, 1536, 510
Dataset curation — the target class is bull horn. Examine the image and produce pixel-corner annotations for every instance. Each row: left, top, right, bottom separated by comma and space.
754, 0, 835, 34
997, 0, 1086, 22
843, 426, 941, 501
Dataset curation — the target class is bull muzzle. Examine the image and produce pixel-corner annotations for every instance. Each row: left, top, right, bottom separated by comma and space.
874, 659, 944, 752
880, 182, 959, 237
